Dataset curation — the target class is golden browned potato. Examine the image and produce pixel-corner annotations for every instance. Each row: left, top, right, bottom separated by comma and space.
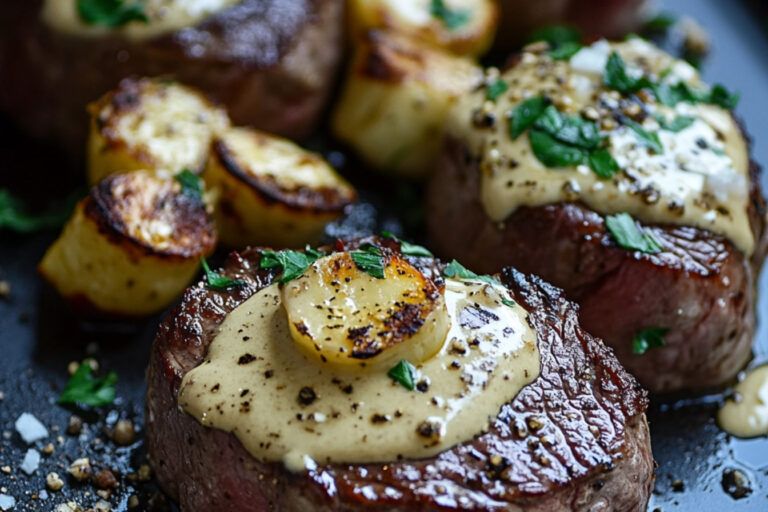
347, 0, 498, 57
87, 77, 230, 185
332, 31, 483, 180
203, 127, 357, 249
39, 170, 217, 316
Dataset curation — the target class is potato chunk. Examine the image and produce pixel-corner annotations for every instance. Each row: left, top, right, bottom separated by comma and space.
203, 127, 357, 248
87, 78, 230, 185
39, 171, 217, 316
347, 0, 498, 57
332, 31, 483, 180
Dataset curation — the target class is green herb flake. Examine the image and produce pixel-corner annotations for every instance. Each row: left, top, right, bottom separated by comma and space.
625, 120, 663, 154
259, 249, 325, 283
528, 25, 581, 47
642, 13, 677, 34
351, 244, 386, 279
604, 52, 651, 94
529, 130, 588, 168
387, 360, 418, 391
0, 188, 80, 234
500, 297, 516, 307
443, 259, 501, 286
430, 0, 470, 30
588, 149, 620, 179
201, 258, 245, 291
175, 169, 203, 201
57, 364, 118, 407
549, 41, 583, 60
381, 231, 433, 257
485, 79, 509, 101
632, 327, 670, 355
509, 96, 549, 139
77, 0, 149, 27
605, 212, 663, 254
709, 84, 740, 110
654, 114, 695, 133
534, 105, 601, 150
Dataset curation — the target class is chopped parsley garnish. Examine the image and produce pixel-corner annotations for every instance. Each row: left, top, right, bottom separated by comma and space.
509, 96, 549, 139
175, 169, 203, 201
534, 105, 602, 150
201, 258, 245, 290
259, 248, 325, 283
604, 52, 651, 94
381, 231, 433, 257
351, 244, 386, 279
57, 364, 117, 407
605, 213, 662, 254
588, 149, 620, 179
443, 259, 501, 286
632, 327, 669, 355
0, 188, 80, 234
529, 130, 589, 167
528, 25, 582, 59
77, 0, 148, 27
709, 84, 740, 110
500, 297, 516, 307
654, 114, 695, 133
625, 120, 664, 154
430, 0, 470, 30
642, 13, 677, 35
387, 360, 418, 391
485, 79, 509, 101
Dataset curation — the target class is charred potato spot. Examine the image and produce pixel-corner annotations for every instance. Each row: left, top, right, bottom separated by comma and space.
39, 171, 217, 316
282, 251, 449, 371
347, 0, 499, 57
87, 77, 230, 185
204, 127, 356, 248
332, 31, 483, 179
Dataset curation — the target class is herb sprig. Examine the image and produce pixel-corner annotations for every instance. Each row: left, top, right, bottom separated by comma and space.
57, 364, 117, 407
387, 360, 418, 391
381, 231, 433, 257
485, 79, 509, 102
175, 169, 203, 201
443, 260, 501, 286
77, 0, 149, 27
605, 213, 662, 254
632, 327, 669, 355
0, 188, 80, 234
259, 248, 325, 283
201, 258, 245, 291
351, 244, 386, 279
528, 25, 583, 60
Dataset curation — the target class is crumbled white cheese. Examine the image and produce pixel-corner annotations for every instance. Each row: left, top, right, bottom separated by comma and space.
20, 449, 41, 475
15, 413, 48, 444
0, 494, 15, 511
569, 40, 611, 74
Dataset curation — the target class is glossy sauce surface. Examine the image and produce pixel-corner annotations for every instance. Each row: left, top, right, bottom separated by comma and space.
178, 269, 539, 468
449, 38, 753, 254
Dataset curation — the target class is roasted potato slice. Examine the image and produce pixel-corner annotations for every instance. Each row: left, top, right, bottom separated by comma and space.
332, 31, 483, 180
203, 127, 356, 249
347, 0, 498, 57
39, 171, 217, 316
87, 77, 230, 185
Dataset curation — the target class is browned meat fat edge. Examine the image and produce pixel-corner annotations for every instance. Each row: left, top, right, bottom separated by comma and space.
427, 136, 768, 394
146, 239, 653, 511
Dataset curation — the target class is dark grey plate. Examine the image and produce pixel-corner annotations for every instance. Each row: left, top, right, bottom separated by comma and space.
1, 0, 768, 510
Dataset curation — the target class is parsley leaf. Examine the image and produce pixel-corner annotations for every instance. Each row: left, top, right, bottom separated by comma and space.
529, 130, 588, 167
654, 114, 695, 133
77, 0, 149, 27
509, 96, 549, 139
709, 84, 740, 110
175, 169, 203, 201
642, 13, 677, 35
549, 41, 583, 60
201, 258, 245, 291
260, 249, 325, 283
381, 232, 433, 257
534, 105, 602, 150
430, 0, 470, 30
527, 25, 583, 60
588, 149, 620, 178
500, 297, 516, 307
625, 120, 663, 154
485, 79, 509, 101
443, 259, 501, 286
0, 188, 80, 234
57, 364, 117, 407
632, 327, 669, 355
605, 212, 662, 253
351, 244, 386, 279
604, 52, 651, 94
387, 360, 418, 391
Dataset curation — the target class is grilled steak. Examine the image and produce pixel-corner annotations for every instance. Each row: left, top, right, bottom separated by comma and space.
146, 238, 653, 511
0, 0, 343, 159
427, 138, 768, 394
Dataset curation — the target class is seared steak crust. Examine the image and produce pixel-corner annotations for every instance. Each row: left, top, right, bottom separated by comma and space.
146, 238, 653, 511
0, 0, 343, 158
427, 138, 768, 394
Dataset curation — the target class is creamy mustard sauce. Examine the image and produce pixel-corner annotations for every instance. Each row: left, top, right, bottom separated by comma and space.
718, 365, 768, 438
42, 0, 240, 40
178, 258, 539, 468
449, 38, 753, 255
